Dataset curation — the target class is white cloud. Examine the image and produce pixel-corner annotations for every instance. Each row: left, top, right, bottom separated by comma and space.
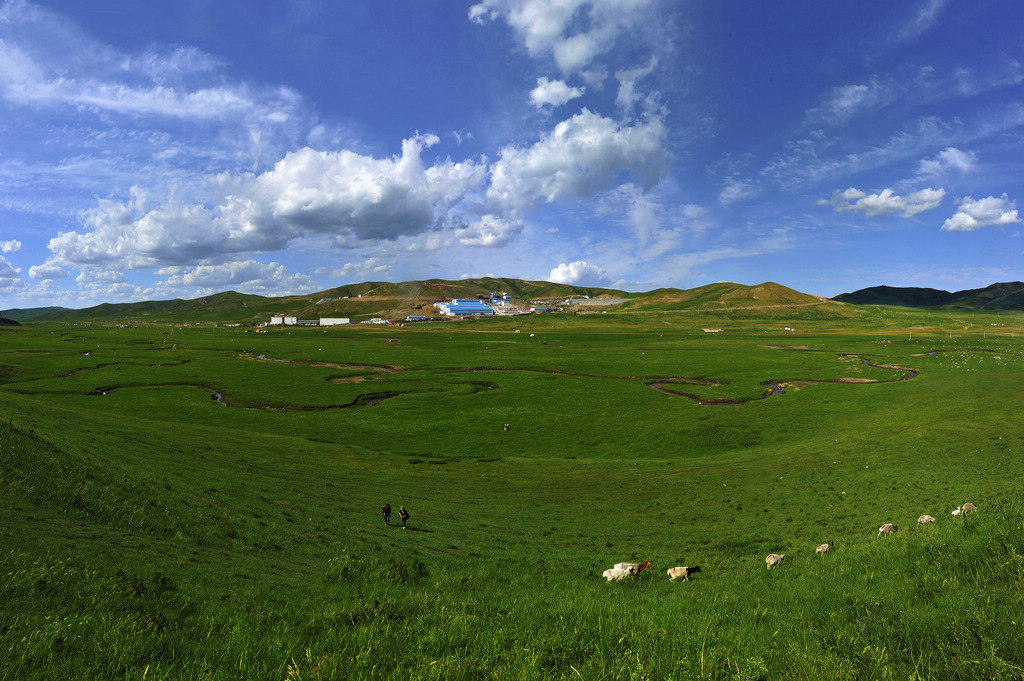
45, 110, 665, 278
615, 56, 657, 115
811, 78, 893, 124
156, 260, 315, 294
915, 147, 976, 179
826, 187, 945, 218
0, 254, 22, 278
28, 263, 68, 280
529, 77, 585, 108
718, 179, 754, 206
899, 0, 949, 42
46, 134, 489, 268
548, 260, 608, 285
0, 240, 20, 253
332, 257, 392, 281
0, 276, 27, 295
225, 134, 488, 249
941, 194, 1021, 232
487, 109, 667, 215
468, 0, 655, 73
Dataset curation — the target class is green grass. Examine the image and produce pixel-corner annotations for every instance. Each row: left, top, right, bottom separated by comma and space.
1, 309, 1023, 679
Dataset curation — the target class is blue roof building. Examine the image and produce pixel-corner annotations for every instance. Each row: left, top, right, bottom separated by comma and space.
434, 299, 495, 316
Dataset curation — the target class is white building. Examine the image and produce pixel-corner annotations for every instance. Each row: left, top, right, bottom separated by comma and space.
320, 318, 351, 326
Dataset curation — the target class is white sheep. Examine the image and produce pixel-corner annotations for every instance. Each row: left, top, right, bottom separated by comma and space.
815, 541, 833, 555
918, 514, 936, 524
765, 553, 785, 570
666, 566, 701, 581
602, 567, 633, 582
878, 523, 899, 536
613, 560, 652, 575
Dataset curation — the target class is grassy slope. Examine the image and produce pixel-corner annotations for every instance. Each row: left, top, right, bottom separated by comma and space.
1, 308, 1023, 679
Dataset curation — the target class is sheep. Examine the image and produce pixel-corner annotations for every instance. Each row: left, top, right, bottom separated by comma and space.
962, 502, 978, 514
614, 560, 652, 575
815, 540, 833, 555
765, 553, 785, 570
878, 523, 899, 536
918, 514, 936, 524
666, 566, 701, 581
951, 506, 962, 517
602, 567, 634, 582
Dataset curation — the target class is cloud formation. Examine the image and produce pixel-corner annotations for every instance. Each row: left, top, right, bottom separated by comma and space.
468, 0, 655, 73
548, 260, 608, 285
825, 187, 946, 218
529, 77, 584, 108
940, 194, 1020, 232
42, 110, 666, 276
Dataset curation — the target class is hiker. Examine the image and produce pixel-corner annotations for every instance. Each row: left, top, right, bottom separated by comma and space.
399, 505, 409, 529
382, 503, 392, 527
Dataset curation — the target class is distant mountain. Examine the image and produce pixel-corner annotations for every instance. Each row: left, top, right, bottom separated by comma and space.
832, 282, 1024, 309
0, 317, 21, 326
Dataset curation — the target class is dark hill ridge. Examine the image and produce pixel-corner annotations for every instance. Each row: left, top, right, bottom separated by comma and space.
833, 282, 1024, 309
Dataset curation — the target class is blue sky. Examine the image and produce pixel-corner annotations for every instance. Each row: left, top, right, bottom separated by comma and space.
0, 0, 1022, 309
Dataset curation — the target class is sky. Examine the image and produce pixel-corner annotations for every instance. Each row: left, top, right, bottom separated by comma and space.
0, 0, 1022, 309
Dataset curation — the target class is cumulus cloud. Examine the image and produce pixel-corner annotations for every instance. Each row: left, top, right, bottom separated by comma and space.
332, 257, 392, 281
46, 109, 666, 274
940, 194, 1020, 232
0, 276, 26, 295
529, 77, 585, 108
548, 260, 608, 285
825, 187, 946, 218
156, 260, 315, 294
28, 263, 68, 280
486, 109, 666, 215
0, 240, 20, 253
468, 0, 655, 73
0, 254, 22, 278
223, 134, 488, 249
46, 134, 488, 268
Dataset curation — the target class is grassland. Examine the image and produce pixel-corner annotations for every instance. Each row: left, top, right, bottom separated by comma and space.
2, 306, 1024, 680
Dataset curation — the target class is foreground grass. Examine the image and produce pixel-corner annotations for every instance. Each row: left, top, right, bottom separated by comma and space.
1, 311, 1023, 679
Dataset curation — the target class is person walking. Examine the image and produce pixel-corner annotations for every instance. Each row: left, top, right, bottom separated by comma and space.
399, 505, 409, 529
382, 503, 392, 527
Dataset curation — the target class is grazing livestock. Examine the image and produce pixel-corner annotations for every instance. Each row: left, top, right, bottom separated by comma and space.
614, 560, 652, 575
951, 506, 962, 517
815, 541, 833, 555
962, 502, 978, 514
918, 514, 936, 524
666, 566, 701, 581
878, 523, 899, 536
602, 567, 634, 582
765, 553, 785, 570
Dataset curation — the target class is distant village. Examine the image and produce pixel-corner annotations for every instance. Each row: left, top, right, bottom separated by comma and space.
250, 291, 594, 328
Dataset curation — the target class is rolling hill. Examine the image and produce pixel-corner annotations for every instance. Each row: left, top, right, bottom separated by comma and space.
7, 277, 1024, 324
